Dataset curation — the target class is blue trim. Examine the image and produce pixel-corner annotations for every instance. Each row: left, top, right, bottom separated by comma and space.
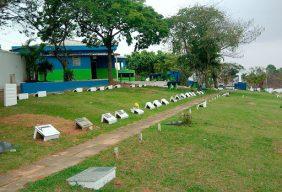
20, 80, 109, 94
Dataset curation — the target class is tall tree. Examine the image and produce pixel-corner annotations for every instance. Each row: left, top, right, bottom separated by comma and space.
0, 0, 21, 28
170, 5, 263, 88
75, 0, 168, 83
18, 0, 77, 81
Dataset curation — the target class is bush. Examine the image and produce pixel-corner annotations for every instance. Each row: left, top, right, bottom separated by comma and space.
64, 69, 74, 81
182, 112, 192, 126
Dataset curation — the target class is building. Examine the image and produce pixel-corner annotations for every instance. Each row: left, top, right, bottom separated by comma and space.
11, 40, 121, 82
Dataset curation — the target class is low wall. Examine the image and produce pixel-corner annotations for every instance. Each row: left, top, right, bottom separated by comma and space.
20, 80, 109, 94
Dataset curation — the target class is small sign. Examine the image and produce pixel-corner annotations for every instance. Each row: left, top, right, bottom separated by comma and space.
34, 124, 60, 141
170, 96, 177, 103
153, 100, 162, 108
4, 84, 17, 107
35, 91, 47, 98
180, 93, 186, 99
106, 85, 113, 90
75, 117, 93, 130
145, 102, 156, 110
161, 99, 169, 105
73, 88, 83, 93
130, 84, 136, 88
131, 108, 144, 115
18, 93, 29, 100
115, 110, 129, 119
115, 84, 121, 88
87, 87, 97, 92
98, 86, 105, 91
101, 113, 117, 124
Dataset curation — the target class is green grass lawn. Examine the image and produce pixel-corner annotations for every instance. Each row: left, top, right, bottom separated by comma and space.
21, 91, 282, 192
0, 87, 207, 173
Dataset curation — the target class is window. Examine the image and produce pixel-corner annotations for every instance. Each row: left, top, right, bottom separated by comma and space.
72, 57, 81, 67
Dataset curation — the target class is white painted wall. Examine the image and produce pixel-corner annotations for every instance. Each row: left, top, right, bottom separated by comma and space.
0, 50, 26, 89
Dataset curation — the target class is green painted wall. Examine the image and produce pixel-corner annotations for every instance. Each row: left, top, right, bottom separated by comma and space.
39, 68, 116, 81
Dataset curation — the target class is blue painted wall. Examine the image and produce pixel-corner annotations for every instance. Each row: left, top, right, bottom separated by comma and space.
20, 80, 109, 94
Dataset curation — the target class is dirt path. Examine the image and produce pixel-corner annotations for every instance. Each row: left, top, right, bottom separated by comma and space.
0, 95, 214, 192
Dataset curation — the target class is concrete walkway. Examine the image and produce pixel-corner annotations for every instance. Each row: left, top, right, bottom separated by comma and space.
0, 95, 214, 192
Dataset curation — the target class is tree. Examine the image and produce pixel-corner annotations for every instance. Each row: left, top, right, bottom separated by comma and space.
169, 5, 263, 88
20, 40, 46, 82
75, 0, 169, 83
219, 63, 244, 85
266, 64, 277, 74
243, 67, 266, 88
38, 60, 53, 81
0, 0, 21, 28
18, 0, 77, 81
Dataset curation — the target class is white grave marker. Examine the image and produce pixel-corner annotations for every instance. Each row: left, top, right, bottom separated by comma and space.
157, 123, 162, 132
130, 84, 136, 88
75, 117, 93, 130
106, 85, 113, 90
197, 101, 207, 109
18, 93, 29, 100
175, 95, 181, 100
98, 86, 105, 91
115, 110, 129, 119
115, 84, 121, 88
87, 87, 97, 92
145, 102, 156, 110
4, 84, 17, 107
153, 100, 162, 108
130, 108, 144, 115
138, 133, 143, 143
170, 96, 177, 102
67, 167, 116, 190
33, 124, 60, 141
161, 98, 169, 105
180, 93, 186, 99
185, 93, 191, 98
101, 113, 117, 124
35, 91, 47, 98
73, 88, 83, 93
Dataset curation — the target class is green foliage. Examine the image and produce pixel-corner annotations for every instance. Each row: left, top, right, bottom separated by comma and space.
75, 0, 169, 82
38, 60, 53, 82
170, 5, 262, 87
64, 69, 74, 81
243, 67, 266, 88
0, 0, 20, 28
266, 64, 277, 74
219, 63, 244, 85
19, 40, 46, 82
181, 112, 192, 126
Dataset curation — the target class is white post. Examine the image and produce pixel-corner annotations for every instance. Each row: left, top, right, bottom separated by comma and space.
114, 147, 119, 159
138, 133, 143, 143
157, 123, 161, 132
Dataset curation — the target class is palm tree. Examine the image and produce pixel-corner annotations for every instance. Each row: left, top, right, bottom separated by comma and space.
38, 60, 53, 81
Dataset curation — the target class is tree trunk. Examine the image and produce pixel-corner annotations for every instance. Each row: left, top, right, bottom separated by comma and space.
107, 47, 113, 83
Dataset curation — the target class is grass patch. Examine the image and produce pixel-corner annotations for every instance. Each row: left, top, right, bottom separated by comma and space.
0, 87, 209, 173
21, 91, 282, 192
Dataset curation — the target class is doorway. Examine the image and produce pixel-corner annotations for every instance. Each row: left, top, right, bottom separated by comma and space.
91, 57, 97, 79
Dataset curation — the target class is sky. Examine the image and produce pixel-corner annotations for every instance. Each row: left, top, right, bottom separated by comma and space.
0, 0, 281, 69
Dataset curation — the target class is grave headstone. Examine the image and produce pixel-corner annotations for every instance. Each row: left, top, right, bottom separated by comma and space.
130, 108, 144, 115
153, 100, 162, 108
106, 85, 113, 90
145, 102, 156, 110
4, 84, 17, 107
87, 87, 97, 92
75, 117, 93, 130
98, 86, 105, 91
180, 93, 186, 99
185, 93, 191, 98
175, 95, 181, 100
197, 101, 207, 109
161, 98, 169, 105
115, 84, 121, 88
67, 167, 116, 190
35, 91, 47, 98
170, 96, 177, 103
130, 84, 136, 88
101, 113, 117, 124
33, 124, 60, 141
115, 110, 129, 119
18, 93, 29, 100
73, 88, 83, 93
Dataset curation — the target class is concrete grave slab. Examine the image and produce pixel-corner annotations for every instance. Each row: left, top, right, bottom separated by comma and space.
115, 110, 129, 119
75, 117, 93, 130
73, 88, 83, 93
131, 108, 144, 115
87, 87, 97, 92
18, 93, 29, 100
197, 100, 207, 109
180, 93, 187, 99
101, 113, 117, 124
114, 84, 121, 88
175, 95, 181, 100
130, 84, 136, 88
4, 84, 17, 107
33, 124, 60, 141
106, 85, 113, 90
145, 102, 156, 110
161, 98, 169, 105
153, 100, 162, 108
35, 91, 47, 98
67, 167, 116, 190
98, 86, 105, 91
170, 96, 177, 102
